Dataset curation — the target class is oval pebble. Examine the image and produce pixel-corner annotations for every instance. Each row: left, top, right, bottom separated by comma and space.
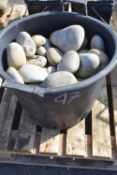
7, 42, 26, 69
77, 53, 100, 78
47, 47, 63, 66
37, 46, 46, 56
88, 48, 109, 69
90, 35, 105, 51
32, 35, 46, 47
7, 67, 24, 84
16, 31, 36, 57
57, 50, 80, 74
50, 25, 85, 52
27, 55, 47, 67
42, 71, 78, 88
19, 64, 48, 83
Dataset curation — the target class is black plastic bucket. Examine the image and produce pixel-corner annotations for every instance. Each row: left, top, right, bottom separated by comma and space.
24, 0, 69, 14
71, 0, 113, 24
0, 11, 117, 129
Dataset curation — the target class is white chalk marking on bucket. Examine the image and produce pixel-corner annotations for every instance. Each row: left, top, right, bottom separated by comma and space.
55, 92, 80, 105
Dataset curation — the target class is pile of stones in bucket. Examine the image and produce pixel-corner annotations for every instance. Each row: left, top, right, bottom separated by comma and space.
6, 25, 109, 88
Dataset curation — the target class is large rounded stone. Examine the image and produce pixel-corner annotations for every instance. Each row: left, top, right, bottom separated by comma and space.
90, 35, 105, 51
50, 25, 85, 52
37, 46, 46, 56
7, 42, 26, 69
27, 55, 47, 67
47, 47, 63, 66
77, 53, 100, 78
57, 50, 80, 74
32, 35, 46, 47
89, 49, 109, 69
43, 71, 78, 88
7, 67, 24, 84
16, 31, 36, 57
19, 64, 48, 83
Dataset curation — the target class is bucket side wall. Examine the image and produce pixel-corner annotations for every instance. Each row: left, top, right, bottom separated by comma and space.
14, 78, 104, 129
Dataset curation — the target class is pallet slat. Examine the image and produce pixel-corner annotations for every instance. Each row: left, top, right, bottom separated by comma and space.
0, 1, 116, 168
8, 4, 27, 22
0, 6, 12, 27
66, 120, 86, 157
111, 69, 117, 157
15, 110, 36, 153
0, 89, 12, 130
0, 90, 17, 150
92, 99, 112, 159
39, 128, 60, 154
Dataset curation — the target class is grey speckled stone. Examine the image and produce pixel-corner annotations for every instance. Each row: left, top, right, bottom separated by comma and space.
57, 50, 80, 74
50, 25, 85, 52
88, 49, 109, 69
77, 53, 100, 78
16, 31, 36, 57
42, 71, 78, 88
90, 35, 105, 51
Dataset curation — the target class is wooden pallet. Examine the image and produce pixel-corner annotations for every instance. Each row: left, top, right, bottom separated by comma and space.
0, 1, 117, 170
0, 73, 117, 169
0, 3, 28, 27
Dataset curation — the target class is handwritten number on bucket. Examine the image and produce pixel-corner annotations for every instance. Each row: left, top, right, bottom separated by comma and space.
55, 92, 80, 104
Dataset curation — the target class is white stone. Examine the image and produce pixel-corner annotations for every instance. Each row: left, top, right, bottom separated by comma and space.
16, 31, 36, 57
19, 64, 48, 83
37, 46, 46, 56
7, 67, 24, 84
89, 49, 109, 69
90, 35, 105, 51
32, 35, 46, 47
7, 42, 26, 69
47, 47, 63, 66
57, 50, 80, 74
43, 71, 78, 88
77, 53, 100, 78
50, 25, 85, 52
27, 55, 47, 67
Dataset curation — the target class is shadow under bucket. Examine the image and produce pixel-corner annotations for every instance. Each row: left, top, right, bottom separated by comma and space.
0, 11, 117, 129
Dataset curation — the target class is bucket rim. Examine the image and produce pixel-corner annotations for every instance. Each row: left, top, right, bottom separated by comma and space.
0, 11, 117, 94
